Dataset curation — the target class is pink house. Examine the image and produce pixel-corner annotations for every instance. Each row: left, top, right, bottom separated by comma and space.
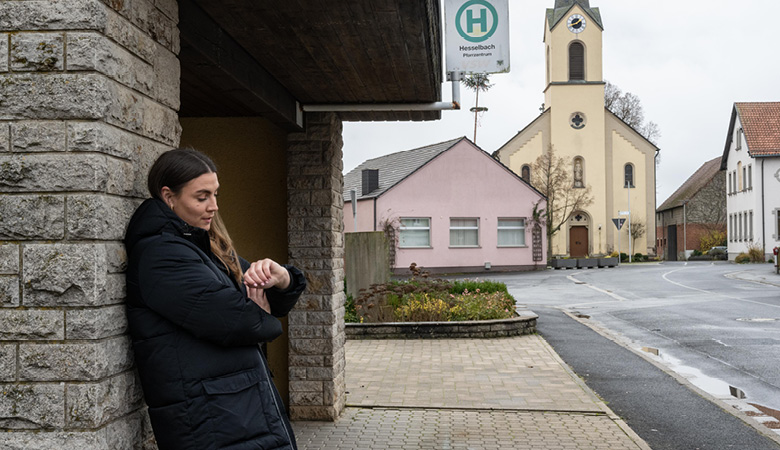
343, 138, 547, 274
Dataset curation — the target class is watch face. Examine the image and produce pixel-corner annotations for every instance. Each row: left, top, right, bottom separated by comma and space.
567, 14, 586, 33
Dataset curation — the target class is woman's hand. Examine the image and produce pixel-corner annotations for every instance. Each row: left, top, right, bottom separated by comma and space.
243, 258, 291, 291
247, 286, 271, 313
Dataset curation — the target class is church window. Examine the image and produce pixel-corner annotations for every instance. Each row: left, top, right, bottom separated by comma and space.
521, 165, 531, 183
573, 157, 584, 188
624, 164, 634, 188
568, 42, 584, 81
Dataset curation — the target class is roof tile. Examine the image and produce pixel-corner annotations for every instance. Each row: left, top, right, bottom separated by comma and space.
736, 102, 780, 157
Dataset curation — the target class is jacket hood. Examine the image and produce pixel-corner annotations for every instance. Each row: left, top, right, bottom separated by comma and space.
124, 198, 209, 254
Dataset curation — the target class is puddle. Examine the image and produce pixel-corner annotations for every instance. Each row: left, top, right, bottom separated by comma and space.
659, 353, 733, 397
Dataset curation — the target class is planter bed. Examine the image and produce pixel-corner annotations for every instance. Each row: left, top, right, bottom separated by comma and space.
345, 312, 538, 339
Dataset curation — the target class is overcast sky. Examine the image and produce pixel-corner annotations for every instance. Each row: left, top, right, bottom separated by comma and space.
341, 0, 780, 205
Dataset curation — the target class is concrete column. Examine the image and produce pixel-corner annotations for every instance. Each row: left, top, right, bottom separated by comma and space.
286, 112, 347, 421
0, 0, 180, 448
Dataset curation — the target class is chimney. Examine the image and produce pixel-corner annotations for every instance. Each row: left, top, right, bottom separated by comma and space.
362, 169, 379, 195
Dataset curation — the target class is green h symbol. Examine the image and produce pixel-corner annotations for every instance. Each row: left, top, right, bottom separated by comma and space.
466, 8, 487, 34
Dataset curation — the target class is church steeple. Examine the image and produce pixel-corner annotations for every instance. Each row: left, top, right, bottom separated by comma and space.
547, 0, 603, 32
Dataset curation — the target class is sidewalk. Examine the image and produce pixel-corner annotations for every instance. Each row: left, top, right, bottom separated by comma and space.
292, 333, 651, 449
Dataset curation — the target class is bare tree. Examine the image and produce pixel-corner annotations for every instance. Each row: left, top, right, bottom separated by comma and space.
629, 216, 646, 254
462, 73, 492, 144
531, 145, 594, 259
605, 81, 660, 146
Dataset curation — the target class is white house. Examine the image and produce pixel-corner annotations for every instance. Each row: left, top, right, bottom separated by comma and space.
720, 102, 780, 260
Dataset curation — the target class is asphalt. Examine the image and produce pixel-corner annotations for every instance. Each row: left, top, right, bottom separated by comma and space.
290, 265, 780, 449
292, 333, 651, 449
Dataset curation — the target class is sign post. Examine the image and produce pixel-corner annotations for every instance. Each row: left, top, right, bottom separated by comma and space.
612, 218, 626, 264
444, 0, 510, 75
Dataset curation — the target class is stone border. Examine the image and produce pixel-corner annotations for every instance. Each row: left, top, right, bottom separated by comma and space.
345, 312, 538, 339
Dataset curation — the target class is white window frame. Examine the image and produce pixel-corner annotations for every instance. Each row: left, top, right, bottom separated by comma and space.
736, 128, 743, 150
399, 217, 431, 248
449, 217, 480, 248
497, 218, 526, 247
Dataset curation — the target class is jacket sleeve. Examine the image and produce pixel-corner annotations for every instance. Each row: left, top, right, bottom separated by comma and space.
138, 239, 283, 347
238, 258, 306, 318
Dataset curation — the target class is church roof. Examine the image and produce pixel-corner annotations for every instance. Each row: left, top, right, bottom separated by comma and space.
547, 0, 603, 31
657, 157, 722, 212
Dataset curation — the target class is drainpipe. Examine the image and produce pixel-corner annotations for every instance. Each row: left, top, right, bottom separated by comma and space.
302, 72, 462, 113
761, 159, 766, 255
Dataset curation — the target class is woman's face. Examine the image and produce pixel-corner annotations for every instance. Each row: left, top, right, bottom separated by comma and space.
165, 172, 219, 230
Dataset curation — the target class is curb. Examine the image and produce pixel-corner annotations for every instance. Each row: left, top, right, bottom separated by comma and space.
561, 309, 780, 447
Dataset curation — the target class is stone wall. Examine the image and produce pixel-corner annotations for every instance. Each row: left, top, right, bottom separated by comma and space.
0, 0, 180, 448
286, 112, 347, 421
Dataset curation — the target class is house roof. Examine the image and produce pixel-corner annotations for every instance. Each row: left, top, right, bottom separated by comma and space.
344, 137, 545, 202
657, 157, 721, 212
736, 102, 780, 156
546, 0, 603, 31
343, 138, 464, 201
721, 102, 780, 169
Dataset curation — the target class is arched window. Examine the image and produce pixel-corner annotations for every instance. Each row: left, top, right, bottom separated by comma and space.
624, 164, 634, 188
569, 42, 584, 81
521, 165, 531, 183
573, 157, 584, 188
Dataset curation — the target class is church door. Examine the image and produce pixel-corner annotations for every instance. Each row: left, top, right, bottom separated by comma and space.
570, 226, 588, 258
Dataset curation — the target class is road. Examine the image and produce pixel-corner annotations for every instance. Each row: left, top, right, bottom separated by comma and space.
476, 261, 780, 448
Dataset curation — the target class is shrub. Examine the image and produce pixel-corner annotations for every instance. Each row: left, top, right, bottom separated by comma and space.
634, 253, 645, 261
620, 252, 628, 262
691, 249, 703, 257
699, 230, 727, 253
353, 263, 515, 323
746, 241, 764, 263
609, 251, 619, 258
735, 253, 750, 264
345, 293, 359, 323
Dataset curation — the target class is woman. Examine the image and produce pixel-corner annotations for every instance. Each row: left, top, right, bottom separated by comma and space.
124, 148, 305, 450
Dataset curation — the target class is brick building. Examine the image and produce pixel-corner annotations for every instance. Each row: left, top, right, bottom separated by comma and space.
656, 157, 726, 260
0, 1, 445, 447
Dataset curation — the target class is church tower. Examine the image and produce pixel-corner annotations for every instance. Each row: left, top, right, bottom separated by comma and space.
494, 0, 658, 258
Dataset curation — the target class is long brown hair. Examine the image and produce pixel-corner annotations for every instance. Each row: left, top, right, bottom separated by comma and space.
148, 148, 243, 284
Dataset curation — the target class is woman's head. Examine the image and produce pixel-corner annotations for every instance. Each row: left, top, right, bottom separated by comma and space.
148, 148, 220, 231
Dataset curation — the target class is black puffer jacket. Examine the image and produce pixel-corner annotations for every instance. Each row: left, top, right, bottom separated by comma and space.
124, 198, 305, 450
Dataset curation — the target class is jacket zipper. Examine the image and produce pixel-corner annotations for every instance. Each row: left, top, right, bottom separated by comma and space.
258, 351, 293, 448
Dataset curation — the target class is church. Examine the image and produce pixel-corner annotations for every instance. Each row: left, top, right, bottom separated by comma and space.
494, 0, 658, 258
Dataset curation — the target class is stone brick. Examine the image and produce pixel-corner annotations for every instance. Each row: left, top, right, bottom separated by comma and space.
104, 10, 157, 63
289, 338, 333, 356
22, 244, 107, 307
11, 121, 67, 152
10, 32, 64, 72
66, 305, 127, 340
153, 45, 180, 109
66, 194, 137, 240
0, 244, 20, 274
0, 383, 65, 429
0, 344, 15, 381
0, 0, 108, 31
0, 153, 117, 193
154, 0, 179, 22
0, 123, 9, 151
289, 380, 322, 392
289, 391, 323, 406
0, 276, 20, 307
66, 371, 143, 428
19, 337, 132, 381
102, 409, 151, 450
0, 34, 8, 72
104, 243, 127, 273
0, 195, 65, 239
0, 73, 111, 121
0, 430, 101, 450
0, 309, 64, 340
66, 32, 154, 97
68, 122, 135, 163
103, 80, 180, 145
103, 0, 179, 52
